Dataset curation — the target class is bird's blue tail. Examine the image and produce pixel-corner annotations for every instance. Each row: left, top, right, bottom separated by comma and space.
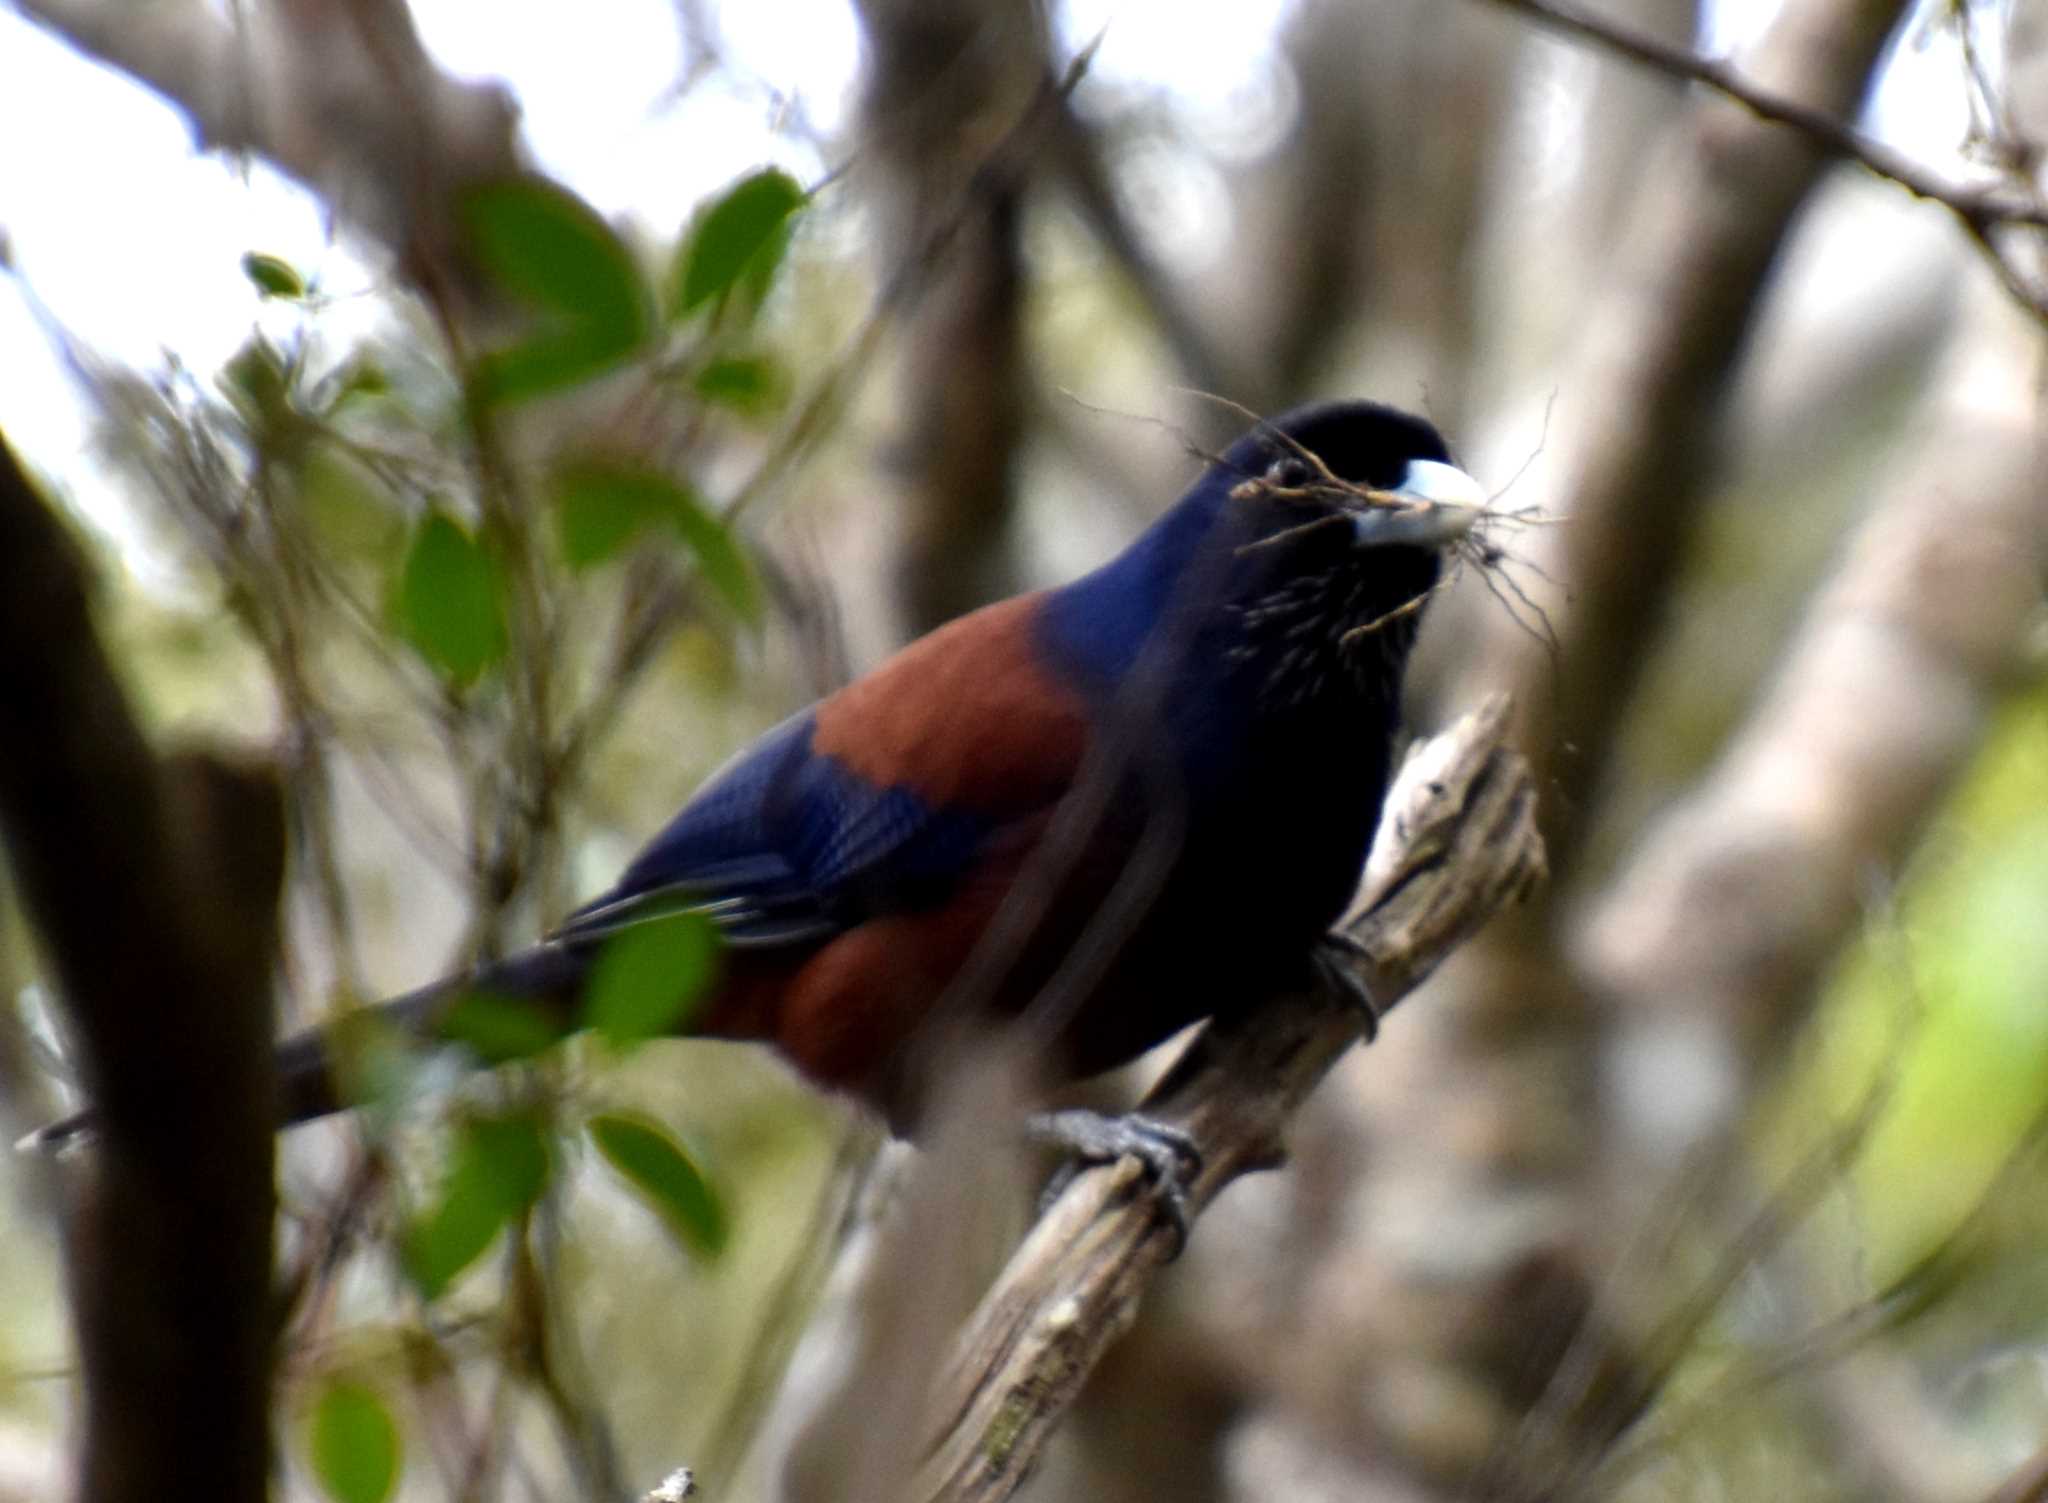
22, 942, 591, 1155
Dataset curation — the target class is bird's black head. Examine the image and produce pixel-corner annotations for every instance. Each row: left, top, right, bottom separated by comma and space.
1216, 401, 1479, 573
1224, 401, 1454, 493
1201, 400, 1484, 710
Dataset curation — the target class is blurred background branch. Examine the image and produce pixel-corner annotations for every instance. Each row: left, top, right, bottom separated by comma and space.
1480, 0, 2048, 315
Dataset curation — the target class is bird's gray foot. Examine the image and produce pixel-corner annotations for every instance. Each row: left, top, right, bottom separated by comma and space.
1026, 1108, 1203, 1255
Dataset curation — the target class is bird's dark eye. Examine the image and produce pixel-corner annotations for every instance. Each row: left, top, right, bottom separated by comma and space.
1264, 457, 1311, 488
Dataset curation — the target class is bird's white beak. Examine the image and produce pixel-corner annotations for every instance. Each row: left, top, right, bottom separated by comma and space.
1350, 459, 1485, 548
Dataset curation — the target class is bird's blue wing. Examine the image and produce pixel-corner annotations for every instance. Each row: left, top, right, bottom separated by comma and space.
551, 710, 990, 951
555, 593, 1093, 953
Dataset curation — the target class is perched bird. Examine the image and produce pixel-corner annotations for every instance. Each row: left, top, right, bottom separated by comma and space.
33, 400, 1483, 1172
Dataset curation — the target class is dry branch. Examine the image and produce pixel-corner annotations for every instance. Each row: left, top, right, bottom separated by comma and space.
916, 694, 1545, 1503
1480, 0, 2048, 324
1481, 0, 2047, 232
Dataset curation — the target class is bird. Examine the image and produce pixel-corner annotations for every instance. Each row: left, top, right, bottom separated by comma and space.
30, 399, 1484, 1189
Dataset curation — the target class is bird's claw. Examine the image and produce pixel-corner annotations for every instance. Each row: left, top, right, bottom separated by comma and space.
1314, 931, 1381, 1042
1026, 1108, 1203, 1256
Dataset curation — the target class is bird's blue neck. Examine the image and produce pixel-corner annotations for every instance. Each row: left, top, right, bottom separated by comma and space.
1033, 475, 1396, 922
1032, 475, 1418, 803
1034, 483, 1237, 691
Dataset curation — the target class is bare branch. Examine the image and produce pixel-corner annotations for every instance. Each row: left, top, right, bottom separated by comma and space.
917, 695, 1546, 1503
1484, 0, 2042, 226
1477, 0, 2048, 319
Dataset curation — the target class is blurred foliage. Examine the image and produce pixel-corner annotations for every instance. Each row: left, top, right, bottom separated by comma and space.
584, 911, 723, 1049
461, 178, 656, 406
243, 251, 309, 302
0, 153, 852, 1492
552, 461, 758, 617
1794, 684, 2048, 1280
403, 1109, 554, 1299
305, 1379, 401, 1503
672, 168, 807, 320
1638, 684, 2048, 1490
587, 1111, 731, 1260
440, 990, 572, 1065
393, 509, 509, 688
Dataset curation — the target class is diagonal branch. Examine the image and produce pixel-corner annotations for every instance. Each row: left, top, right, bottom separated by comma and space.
1480, 0, 2044, 225
917, 694, 1546, 1503
1477, 0, 2048, 318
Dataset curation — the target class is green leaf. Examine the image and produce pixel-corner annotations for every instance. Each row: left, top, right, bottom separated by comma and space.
674, 168, 805, 316
460, 178, 653, 404
393, 510, 507, 687
693, 355, 786, 416
737, 218, 795, 307
469, 328, 633, 408
308, 1380, 400, 1503
243, 251, 307, 299
553, 463, 668, 570
668, 492, 759, 621
462, 1112, 552, 1210
461, 178, 650, 339
221, 337, 291, 428
550, 462, 758, 618
584, 911, 720, 1048
401, 1189, 503, 1300
440, 991, 567, 1064
588, 1113, 728, 1258
402, 1112, 552, 1299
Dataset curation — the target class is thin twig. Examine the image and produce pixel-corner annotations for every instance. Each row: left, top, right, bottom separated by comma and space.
1478, 0, 2048, 318
1482, 0, 2045, 228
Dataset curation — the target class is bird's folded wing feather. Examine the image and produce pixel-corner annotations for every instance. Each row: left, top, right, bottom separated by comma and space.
551, 593, 1092, 953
